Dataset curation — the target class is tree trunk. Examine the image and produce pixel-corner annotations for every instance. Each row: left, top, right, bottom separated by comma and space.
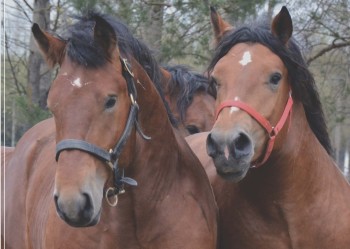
11, 100, 16, 146
333, 93, 342, 167
28, 0, 51, 109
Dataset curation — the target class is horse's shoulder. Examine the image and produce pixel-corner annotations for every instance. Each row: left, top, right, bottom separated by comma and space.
7, 118, 56, 187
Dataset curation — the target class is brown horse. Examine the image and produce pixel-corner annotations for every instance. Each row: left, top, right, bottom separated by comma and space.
161, 65, 215, 136
187, 6, 350, 249
2, 12, 217, 249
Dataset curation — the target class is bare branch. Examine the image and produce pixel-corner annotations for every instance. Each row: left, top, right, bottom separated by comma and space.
13, 0, 32, 23
22, 0, 33, 11
52, 0, 61, 32
307, 41, 350, 65
5, 32, 26, 95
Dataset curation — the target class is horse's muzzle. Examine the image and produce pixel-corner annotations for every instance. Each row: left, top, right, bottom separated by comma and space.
54, 192, 99, 227
206, 130, 253, 182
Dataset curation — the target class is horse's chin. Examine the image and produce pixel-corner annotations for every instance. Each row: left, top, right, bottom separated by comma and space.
211, 155, 250, 182
216, 168, 248, 182
58, 207, 102, 228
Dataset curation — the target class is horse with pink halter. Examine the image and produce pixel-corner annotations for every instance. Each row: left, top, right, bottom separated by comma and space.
187, 6, 350, 249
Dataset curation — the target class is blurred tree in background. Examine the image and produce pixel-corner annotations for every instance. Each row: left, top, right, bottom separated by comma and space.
1, 0, 349, 176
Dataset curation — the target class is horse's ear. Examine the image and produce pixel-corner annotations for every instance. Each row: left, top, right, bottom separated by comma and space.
93, 15, 117, 59
160, 67, 172, 86
32, 23, 66, 67
271, 6, 293, 45
210, 6, 233, 45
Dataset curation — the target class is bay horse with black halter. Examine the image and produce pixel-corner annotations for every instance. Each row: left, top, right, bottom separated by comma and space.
2, 11, 217, 249
161, 65, 216, 136
187, 6, 350, 249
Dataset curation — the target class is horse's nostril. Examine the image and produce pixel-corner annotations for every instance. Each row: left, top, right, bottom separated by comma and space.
231, 132, 253, 159
207, 133, 219, 157
54, 194, 60, 210
54, 193, 67, 220
235, 133, 250, 150
82, 193, 93, 215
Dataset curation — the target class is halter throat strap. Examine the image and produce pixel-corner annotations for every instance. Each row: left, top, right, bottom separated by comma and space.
55, 56, 151, 197
215, 92, 293, 167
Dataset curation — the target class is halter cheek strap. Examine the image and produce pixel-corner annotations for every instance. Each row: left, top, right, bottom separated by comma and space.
215, 92, 293, 167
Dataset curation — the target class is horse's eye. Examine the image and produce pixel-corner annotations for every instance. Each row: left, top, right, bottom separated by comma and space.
105, 96, 117, 109
186, 125, 200, 135
270, 73, 282, 86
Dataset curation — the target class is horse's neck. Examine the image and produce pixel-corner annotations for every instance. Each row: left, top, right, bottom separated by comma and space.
134, 124, 180, 199
245, 102, 348, 200
117, 68, 217, 247
121, 116, 214, 247
240, 102, 350, 239
125, 62, 180, 188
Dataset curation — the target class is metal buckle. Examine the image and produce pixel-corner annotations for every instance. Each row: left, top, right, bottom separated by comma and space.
269, 127, 277, 138
121, 57, 134, 78
130, 94, 136, 105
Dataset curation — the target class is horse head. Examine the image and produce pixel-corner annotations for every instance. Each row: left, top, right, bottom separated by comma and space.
206, 7, 294, 182
33, 13, 152, 227
161, 65, 216, 136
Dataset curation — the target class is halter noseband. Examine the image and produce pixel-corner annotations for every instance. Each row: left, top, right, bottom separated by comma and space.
215, 92, 293, 167
55, 56, 151, 205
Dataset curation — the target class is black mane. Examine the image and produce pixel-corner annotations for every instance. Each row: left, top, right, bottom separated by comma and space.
62, 11, 177, 126
163, 65, 216, 122
208, 24, 333, 155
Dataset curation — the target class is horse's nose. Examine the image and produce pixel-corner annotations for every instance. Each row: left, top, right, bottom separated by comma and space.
230, 132, 253, 160
206, 131, 223, 158
54, 192, 94, 227
207, 130, 253, 160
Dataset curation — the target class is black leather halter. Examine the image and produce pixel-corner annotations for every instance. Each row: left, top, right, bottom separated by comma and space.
55, 56, 151, 197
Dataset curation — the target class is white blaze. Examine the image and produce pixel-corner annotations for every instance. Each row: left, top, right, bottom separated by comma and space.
239, 51, 252, 66
230, 97, 240, 114
230, 107, 239, 113
72, 78, 82, 88
224, 146, 230, 160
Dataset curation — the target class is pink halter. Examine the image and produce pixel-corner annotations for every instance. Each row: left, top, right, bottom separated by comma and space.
215, 92, 293, 167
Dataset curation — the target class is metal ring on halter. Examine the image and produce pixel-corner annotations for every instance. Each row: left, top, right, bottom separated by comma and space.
269, 127, 277, 138
105, 187, 119, 207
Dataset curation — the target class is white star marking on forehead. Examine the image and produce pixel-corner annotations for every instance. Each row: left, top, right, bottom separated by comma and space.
72, 78, 82, 88
239, 51, 252, 66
